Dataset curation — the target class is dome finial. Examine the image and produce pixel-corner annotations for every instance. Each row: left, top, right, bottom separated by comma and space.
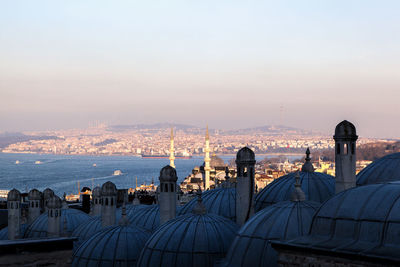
301, 148, 315, 172
119, 202, 130, 226
192, 188, 206, 215
291, 172, 306, 202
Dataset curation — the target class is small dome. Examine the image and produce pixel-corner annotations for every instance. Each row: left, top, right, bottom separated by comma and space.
221, 201, 320, 267
285, 183, 400, 261
47, 195, 62, 209
334, 120, 357, 140
24, 208, 91, 238
128, 205, 160, 232
7, 189, 21, 201
28, 189, 42, 200
138, 213, 239, 267
0, 224, 28, 240
357, 152, 400, 186
92, 186, 101, 197
72, 224, 150, 267
159, 165, 177, 183
255, 171, 335, 212
43, 188, 54, 199
236, 147, 255, 164
178, 187, 236, 221
101, 181, 117, 196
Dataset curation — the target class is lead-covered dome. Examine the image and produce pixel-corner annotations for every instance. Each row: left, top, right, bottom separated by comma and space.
128, 205, 160, 232
101, 181, 117, 196
236, 147, 255, 164
282, 183, 400, 261
0, 224, 28, 240
221, 200, 320, 267
7, 189, 21, 201
159, 165, 177, 183
24, 208, 91, 238
357, 152, 400, 186
28, 189, 41, 200
137, 212, 238, 267
334, 120, 357, 140
178, 188, 236, 221
255, 171, 334, 212
72, 224, 150, 267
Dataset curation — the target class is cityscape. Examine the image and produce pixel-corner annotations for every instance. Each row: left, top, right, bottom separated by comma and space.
1, 1, 400, 267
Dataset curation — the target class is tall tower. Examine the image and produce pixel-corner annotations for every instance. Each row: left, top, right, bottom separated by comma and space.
7, 189, 21, 240
101, 181, 117, 227
28, 189, 42, 224
91, 186, 102, 216
169, 127, 175, 168
235, 147, 256, 226
159, 165, 177, 224
204, 125, 211, 190
47, 195, 62, 238
334, 120, 358, 193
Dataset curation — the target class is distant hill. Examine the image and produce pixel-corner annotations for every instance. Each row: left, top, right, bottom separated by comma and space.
0, 132, 59, 149
108, 124, 318, 136
222, 125, 316, 136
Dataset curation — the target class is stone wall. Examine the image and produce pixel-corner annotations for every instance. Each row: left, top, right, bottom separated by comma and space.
0, 250, 72, 267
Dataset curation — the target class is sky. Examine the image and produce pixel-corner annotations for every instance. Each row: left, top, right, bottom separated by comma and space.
0, 1, 400, 138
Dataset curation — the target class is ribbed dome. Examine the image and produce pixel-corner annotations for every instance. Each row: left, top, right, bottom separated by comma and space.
221, 201, 320, 267
178, 188, 236, 221
137, 213, 239, 267
285, 183, 400, 261
72, 224, 150, 267
128, 205, 160, 232
92, 186, 101, 197
24, 208, 91, 238
334, 120, 357, 140
7, 189, 21, 201
28, 189, 41, 200
255, 171, 334, 212
43, 188, 54, 199
101, 181, 117, 196
72, 205, 145, 248
159, 165, 177, 183
357, 152, 400, 186
236, 147, 255, 163
0, 224, 28, 240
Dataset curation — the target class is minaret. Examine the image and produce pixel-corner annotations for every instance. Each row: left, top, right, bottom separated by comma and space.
204, 125, 211, 190
169, 127, 175, 168
7, 189, 21, 240
159, 165, 178, 224
101, 181, 117, 227
47, 195, 62, 238
235, 147, 256, 226
28, 189, 42, 223
91, 186, 102, 216
334, 120, 358, 193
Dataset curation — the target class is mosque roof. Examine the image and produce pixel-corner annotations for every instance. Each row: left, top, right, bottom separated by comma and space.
221, 200, 320, 266
137, 212, 239, 267
255, 171, 334, 212
0, 224, 28, 240
127, 205, 160, 232
275, 183, 400, 262
356, 152, 400, 186
178, 187, 236, 221
24, 208, 91, 238
72, 224, 150, 267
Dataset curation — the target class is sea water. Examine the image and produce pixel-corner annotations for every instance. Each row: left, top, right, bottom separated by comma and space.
0, 153, 299, 196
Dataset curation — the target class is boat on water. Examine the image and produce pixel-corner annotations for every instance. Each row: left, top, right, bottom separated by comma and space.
35, 161, 42, 164
113, 170, 122, 176
93, 163, 97, 167
15, 160, 20, 164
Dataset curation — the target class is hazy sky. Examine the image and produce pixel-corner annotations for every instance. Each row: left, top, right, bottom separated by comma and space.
1, 1, 399, 138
